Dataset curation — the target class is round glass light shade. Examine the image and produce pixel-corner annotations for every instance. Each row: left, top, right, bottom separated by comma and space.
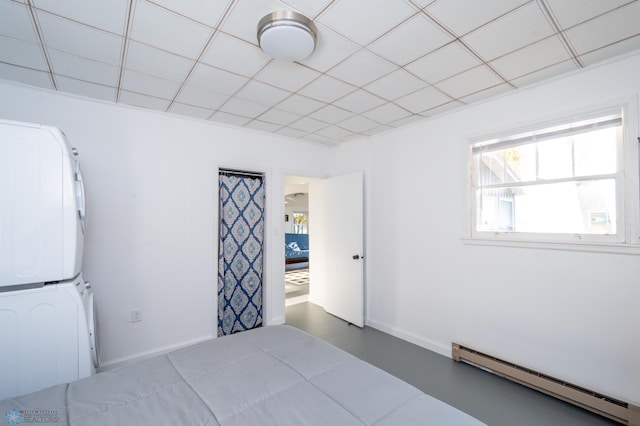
257, 11, 317, 62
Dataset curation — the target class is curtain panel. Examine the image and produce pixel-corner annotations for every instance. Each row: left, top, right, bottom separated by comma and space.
218, 173, 265, 336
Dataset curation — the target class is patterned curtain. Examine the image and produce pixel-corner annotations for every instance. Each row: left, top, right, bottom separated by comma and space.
218, 173, 265, 337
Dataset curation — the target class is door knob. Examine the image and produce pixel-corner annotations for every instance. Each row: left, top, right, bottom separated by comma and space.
352, 254, 363, 260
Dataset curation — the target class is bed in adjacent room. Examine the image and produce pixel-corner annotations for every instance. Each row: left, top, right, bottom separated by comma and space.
0, 325, 485, 425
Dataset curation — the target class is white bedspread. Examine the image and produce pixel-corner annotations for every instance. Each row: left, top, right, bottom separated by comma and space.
1, 325, 486, 425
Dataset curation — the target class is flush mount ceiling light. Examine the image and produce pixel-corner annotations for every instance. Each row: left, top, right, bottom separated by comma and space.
257, 11, 317, 61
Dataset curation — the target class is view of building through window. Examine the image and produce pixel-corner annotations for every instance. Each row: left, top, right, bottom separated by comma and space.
471, 111, 621, 236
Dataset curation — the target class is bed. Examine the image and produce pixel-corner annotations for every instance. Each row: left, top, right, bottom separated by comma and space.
0, 325, 485, 425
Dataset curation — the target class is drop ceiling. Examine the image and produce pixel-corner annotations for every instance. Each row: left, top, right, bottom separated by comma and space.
1, 0, 639, 144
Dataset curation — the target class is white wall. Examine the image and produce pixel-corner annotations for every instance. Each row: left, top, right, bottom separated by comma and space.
364, 52, 640, 405
0, 81, 334, 366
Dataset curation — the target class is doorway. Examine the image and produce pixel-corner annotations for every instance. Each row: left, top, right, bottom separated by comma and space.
283, 171, 364, 327
284, 175, 310, 306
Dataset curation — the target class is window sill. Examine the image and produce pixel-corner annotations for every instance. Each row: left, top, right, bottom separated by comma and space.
461, 236, 640, 255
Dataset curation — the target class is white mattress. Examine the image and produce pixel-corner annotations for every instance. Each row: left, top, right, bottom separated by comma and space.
0, 325, 486, 425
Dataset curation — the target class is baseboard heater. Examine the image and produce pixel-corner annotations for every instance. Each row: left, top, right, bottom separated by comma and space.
452, 343, 639, 426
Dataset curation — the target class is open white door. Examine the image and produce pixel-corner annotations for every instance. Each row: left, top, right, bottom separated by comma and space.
318, 171, 364, 327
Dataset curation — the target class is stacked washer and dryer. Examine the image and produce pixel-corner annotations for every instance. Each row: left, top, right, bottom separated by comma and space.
0, 120, 98, 400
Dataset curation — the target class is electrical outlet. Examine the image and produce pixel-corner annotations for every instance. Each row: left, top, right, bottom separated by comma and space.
131, 309, 142, 323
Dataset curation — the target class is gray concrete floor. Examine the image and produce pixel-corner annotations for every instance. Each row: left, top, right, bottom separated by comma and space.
285, 302, 619, 426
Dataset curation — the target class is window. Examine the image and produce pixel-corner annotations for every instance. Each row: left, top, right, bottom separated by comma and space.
468, 106, 640, 249
292, 212, 308, 234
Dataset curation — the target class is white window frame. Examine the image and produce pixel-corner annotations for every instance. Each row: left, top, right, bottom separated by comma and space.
462, 99, 640, 254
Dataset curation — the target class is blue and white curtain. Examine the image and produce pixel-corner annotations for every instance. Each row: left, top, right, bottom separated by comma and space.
218, 172, 265, 337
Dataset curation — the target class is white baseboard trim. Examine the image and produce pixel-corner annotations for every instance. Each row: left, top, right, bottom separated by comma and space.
98, 334, 215, 372
365, 318, 451, 359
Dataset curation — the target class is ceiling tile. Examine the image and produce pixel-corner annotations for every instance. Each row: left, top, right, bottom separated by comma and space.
218, 97, 270, 118
0, 1, 38, 42
36, 12, 123, 64
168, 102, 214, 120
0, 62, 52, 89
390, 114, 426, 127
579, 35, 640, 67
0, 36, 47, 70
462, 2, 555, 61
315, 125, 356, 140
289, 116, 329, 133
130, 1, 211, 58
120, 69, 181, 99
302, 133, 336, 144
490, 36, 573, 81
148, 0, 233, 28
327, 50, 397, 87
298, 75, 357, 103
210, 111, 251, 127
435, 65, 504, 99
234, 80, 292, 106
119, 90, 171, 111
279, 0, 333, 18
368, 13, 453, 65
337, 115, 379, 133
125, 41, 194, 82
49, 49, 119, 86
458, 83, 512, 104
174, 84, 229, 110
365, 69, 427, 100
405, 42, 480, 83
544, 0, 632, 30
200, 32, 270, 77
187, 62, 248, 95
363, 125, 394, 136
244, 120, 282, 133
1, 0, 638, 144
33, 0, 129, 34
564, 2, 640, 55
511, 60, 577, 87
426, 0, 528, 36
275, 127, 307, 139
421, 100, 465, 117
257, 108, 303, 126
219, 0, 283, 44
334, 89, 387, 114
361, 103, 412, 124
56, 76, 116, 101
411, 0, 437, 7
255, 60, 321, 92
318, 0, 417, 46
308, 105, 354, 123
274, 94, 325, 115
394, 85, 452, 113
298, 26, 360, 73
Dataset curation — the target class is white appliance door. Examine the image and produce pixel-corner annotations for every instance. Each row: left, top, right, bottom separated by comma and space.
0, 124, 64, 286
0, 121, 83, 287
319, 171, 364, 327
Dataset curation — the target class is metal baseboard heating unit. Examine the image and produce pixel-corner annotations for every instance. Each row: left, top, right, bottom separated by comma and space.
452, 343, 640, 425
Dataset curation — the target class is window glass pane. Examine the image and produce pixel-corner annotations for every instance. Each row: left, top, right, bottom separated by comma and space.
476, 189, 514, 231
476, 179, 616, 234
478, 151, 505, 186
503, 144, 536, 183
537, 137, 573, 180
574, 127, 618, 176
293, 212, 308, 234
